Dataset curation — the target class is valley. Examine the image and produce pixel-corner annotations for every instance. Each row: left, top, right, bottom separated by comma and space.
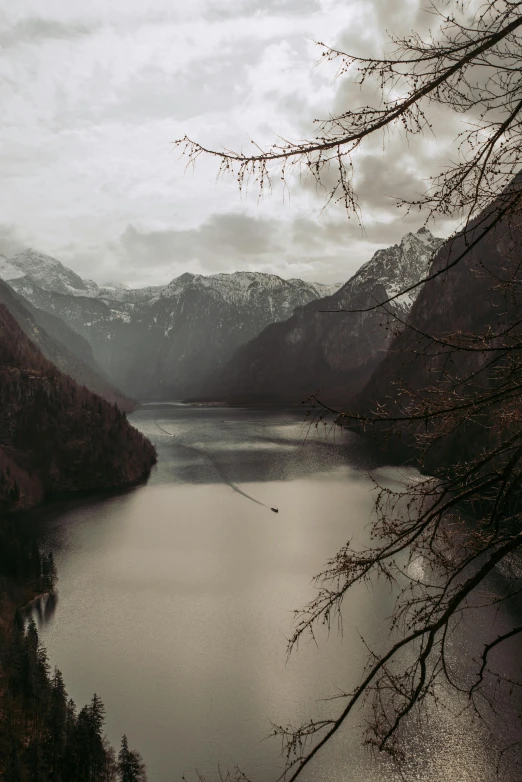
2, 3, 522, 780
0, 229, 439, 404
23, 404, 514, 782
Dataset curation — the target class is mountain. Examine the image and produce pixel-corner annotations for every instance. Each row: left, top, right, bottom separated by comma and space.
4, 249, 164, 300
0, 300, 156, 511
199, 228, 443, 405
0, 280, 136, 411
359, 193, 522, 468
5, 256, 342, 399
6, 249, 95, 295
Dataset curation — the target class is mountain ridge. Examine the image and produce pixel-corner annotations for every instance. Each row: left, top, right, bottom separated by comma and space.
194, 228, 443, 406
358, 195, 522, 469
4, 254, 343, 399
0, 301, 156, 511
2, 231, 443, 404
0, 280, 136, 411
5, 249, 342, 303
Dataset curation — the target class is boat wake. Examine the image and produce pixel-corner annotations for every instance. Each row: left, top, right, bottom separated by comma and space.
179, 442, 268, 509
155, 421, 176, 437
155, 420, 270, 509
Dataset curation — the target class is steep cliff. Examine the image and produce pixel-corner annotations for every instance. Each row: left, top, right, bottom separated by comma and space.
201, 228, 442, 405
5, 253, 340, 399
360, 194, 522, 467
0, 281, 136, 411
0, 302, 156, 511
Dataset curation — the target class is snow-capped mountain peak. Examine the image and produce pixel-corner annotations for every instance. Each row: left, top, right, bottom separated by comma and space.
415, 226, 437, 244
10, 249, 89, 296
1, 228, 445, 402
339, 227, 443, 313
156, 270, 340, 307
310, 281, 344, 298
1, 247, 343, 308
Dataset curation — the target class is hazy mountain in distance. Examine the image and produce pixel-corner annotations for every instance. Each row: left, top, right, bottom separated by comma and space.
7, 249, 94, 295
198, 228, 443, 406
0, 280, 136, 411
5, 254, 342, 399
0, 299, 155, 511
4, 249, 164, 300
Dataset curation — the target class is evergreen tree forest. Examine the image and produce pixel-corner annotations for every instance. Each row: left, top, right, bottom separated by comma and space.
0, 302, 156, 512
0, 520, 146, 781
0, 619, 146, 781
0, 298, 153, 778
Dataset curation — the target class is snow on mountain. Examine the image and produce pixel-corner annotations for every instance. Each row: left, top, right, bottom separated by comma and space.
0, 255, 25, 281
95, 284, 164, 303
156, 271, 339, 312
9, 249, 90, 295
1, 248, 340, 310
309, 281, 344, 298
1, 251, 159, 302
340, 227, 443, 312
2, 229, 441, 403
4, 253, 339, 400
199, 227, 444, 405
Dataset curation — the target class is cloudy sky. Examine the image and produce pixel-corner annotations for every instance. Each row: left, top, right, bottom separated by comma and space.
0, 0, 459, 287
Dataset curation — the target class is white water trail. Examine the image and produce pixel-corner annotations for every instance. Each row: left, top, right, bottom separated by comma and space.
155, 420, 270, 509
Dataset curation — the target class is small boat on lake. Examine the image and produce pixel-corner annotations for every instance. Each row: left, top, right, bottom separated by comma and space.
271, 507, 279, 513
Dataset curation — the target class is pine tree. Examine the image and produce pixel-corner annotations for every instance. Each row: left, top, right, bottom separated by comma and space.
45, 669, 68, 780
117, 735, 146, 782
61, 698, 78, 781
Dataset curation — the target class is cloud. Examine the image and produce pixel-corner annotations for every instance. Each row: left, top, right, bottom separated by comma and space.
0, 224, 33, 258
121, 213, 280, 267
0, 17, 98, 48
0, 0, 459, 290
206, 0, 320, 20
109, 210, 433, 288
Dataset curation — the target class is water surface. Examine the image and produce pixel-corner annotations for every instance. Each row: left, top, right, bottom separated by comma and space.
28, 405, 517, 781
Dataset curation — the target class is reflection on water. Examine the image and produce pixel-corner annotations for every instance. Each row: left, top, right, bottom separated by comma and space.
23, 405, 519, 781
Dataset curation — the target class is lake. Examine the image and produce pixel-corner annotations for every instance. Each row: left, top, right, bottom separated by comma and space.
26, 404, 516, 781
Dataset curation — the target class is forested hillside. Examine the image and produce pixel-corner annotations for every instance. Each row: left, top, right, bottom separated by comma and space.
0, 304, 152, 776
359, 189, 522, 469
0, 302, 156, 511
0, 281, 135, 412
0, 519, 145, 780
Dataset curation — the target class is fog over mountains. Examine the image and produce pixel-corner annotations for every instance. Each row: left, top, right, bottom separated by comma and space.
0, 228, 442, 403
0, 294, 156, 511
0, 281, 135, 411
185, 228, 443, 404
3, 252, 342, 399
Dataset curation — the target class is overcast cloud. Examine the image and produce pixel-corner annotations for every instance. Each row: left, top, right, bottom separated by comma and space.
0, 0, 459, 287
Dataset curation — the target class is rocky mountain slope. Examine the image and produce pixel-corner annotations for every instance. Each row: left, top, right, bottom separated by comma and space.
2, 249, 163, 299
200, 228, 443, 405
2, 249, 93, 295
5, 251, 341, 399
0, 280, 136, 411
0, 301, 156, 511
360, 193, 522, 468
